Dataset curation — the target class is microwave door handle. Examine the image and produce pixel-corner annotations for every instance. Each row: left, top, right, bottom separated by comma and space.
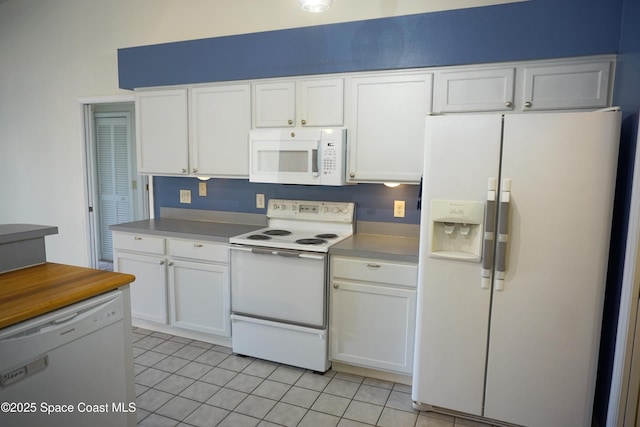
312, 145, 320, 177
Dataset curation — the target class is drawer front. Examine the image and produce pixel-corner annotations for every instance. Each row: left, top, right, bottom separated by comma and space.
168, 239, 228, 263
113, 233, 165, 254
332, 257, 417, 287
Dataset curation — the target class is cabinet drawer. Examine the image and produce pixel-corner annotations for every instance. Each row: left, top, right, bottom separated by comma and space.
332, 257, 417, 287
113, 233, 165, 254
168, 239, 228, 263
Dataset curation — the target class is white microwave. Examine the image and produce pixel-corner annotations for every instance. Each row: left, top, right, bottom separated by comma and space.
249, 128, 348, 186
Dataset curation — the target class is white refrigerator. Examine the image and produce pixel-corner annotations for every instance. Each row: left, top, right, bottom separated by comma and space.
412, 110, 621, 427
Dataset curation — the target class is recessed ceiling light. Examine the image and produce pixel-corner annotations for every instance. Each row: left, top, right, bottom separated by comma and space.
299, 0, 332, 13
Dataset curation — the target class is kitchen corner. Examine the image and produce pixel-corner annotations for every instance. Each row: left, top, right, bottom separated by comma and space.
0, 224, 137, 427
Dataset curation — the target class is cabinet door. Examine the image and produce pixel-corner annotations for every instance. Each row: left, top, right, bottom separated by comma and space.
168, 259, 230, 337
254, 82, 296, 127
114, 251, 167, 324
298, 78, 344, 126
348, 73, 432, 183
135, 89, 189, 175
330, 280, 416, 374
520, 61, 611, 111
433, 68, 515, 112
190, 84, 251, 177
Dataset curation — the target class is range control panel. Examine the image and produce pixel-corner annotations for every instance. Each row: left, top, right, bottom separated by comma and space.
267, 199, 355, 223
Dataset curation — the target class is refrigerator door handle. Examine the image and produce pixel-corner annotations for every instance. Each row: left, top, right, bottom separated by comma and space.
481, 178, 498, 289
495, 178, 511, 291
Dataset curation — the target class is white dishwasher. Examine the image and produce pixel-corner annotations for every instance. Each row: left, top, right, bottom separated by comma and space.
0, 288, 136, 427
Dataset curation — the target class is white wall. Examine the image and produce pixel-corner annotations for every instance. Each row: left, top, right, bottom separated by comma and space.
0, 0, 521, 266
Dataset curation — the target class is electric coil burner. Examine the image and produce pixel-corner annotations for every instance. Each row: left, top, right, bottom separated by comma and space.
230, 200, 355, 253
229, 199, 356, 372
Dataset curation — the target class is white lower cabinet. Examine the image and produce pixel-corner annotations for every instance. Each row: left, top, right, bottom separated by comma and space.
114, 251, 168, 324
330, 256, 418, 374
168, 259, 230, 337
113, 232, 231, 340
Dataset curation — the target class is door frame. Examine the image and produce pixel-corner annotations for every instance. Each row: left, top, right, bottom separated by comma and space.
79, 94, 149, 268
608, 126, 640, 427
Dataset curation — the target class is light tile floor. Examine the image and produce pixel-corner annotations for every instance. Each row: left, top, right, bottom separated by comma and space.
132, 327, 500, 427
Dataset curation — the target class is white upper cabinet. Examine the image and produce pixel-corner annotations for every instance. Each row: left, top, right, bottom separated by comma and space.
133, 55, 614, 179
520, 60, 611, 111
136, 84, 251, 177
190, 84, 251, 177
297, 78, 344, 126
432, 57, 614, 113
433, 68, 515, 112
253, 78, 344, 127
135, 88, 189, 175
347, 72, 433, 184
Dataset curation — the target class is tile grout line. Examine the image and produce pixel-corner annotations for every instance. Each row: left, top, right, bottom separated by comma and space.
132, 327, 497, 427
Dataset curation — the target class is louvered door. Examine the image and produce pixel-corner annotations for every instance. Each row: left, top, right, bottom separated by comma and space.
96, 116, 133, 261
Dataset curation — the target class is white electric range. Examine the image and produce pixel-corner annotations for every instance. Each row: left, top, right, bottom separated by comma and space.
229, 199, 355, 372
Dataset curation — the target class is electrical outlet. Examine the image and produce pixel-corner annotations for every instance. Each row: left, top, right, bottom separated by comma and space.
256, 193, 265, 209
199, 182, 207, 197
180, 189, 191, 204
394, 200, 405, 218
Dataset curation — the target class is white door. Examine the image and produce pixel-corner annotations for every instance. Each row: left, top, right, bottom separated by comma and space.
230, 247, 326, 326
253, 82, 296, 127
190, 84, 251, 177
348, 73, 432, 183
168, 259, 230, 336
135, 89, 189, 174
331, 280, 416, 374
95, 115, 133, 262
298, 78, 344, 126
114, 251, 167, 324
412, 114, 502, 415
484, 111, 621, 426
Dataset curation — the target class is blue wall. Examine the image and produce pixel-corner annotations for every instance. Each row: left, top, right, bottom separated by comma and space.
154, 177, 421, 225
119, 0, 636, 424
595, 0, 640, 423
118, 0, 622, 89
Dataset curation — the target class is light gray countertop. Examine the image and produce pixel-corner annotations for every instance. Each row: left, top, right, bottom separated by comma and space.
110, 211, 420, 262
330, 233, 419, 263
110, 218, 263, 243
0, 224, 58, 244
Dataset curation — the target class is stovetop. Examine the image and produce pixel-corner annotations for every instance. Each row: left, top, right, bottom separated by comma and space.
230, 199, 355, 253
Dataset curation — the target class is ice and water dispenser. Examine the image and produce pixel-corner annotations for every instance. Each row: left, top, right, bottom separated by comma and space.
429, 200, 485, 262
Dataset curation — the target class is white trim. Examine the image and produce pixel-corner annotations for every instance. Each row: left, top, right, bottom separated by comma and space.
78, 94, 134, 105
78, 94, 138, 268
608, 127, 640, 427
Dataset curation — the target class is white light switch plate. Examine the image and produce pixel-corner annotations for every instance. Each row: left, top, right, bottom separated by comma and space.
180, 190, 191, 204
256, 194, 265, 209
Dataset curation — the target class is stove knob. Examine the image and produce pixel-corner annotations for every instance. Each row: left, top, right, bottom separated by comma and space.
333, 207, 341, 213
322, 206, 329, 213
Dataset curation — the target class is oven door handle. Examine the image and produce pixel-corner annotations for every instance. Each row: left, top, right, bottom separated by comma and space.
273, 249, 325, 260
251, 247, 277, 256
231, 245, 325, 260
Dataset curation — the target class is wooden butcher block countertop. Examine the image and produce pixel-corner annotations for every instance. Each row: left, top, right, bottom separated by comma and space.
0, 262, 135, 329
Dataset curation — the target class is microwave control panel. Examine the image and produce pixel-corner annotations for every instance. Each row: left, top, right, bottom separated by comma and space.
322, 142, 338, 175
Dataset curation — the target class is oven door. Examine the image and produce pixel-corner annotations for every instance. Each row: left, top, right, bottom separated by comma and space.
230, 246, 327, 327
249, 140, 321, 185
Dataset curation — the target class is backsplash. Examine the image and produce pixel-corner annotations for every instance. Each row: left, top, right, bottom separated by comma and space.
153, 177, 421, 224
